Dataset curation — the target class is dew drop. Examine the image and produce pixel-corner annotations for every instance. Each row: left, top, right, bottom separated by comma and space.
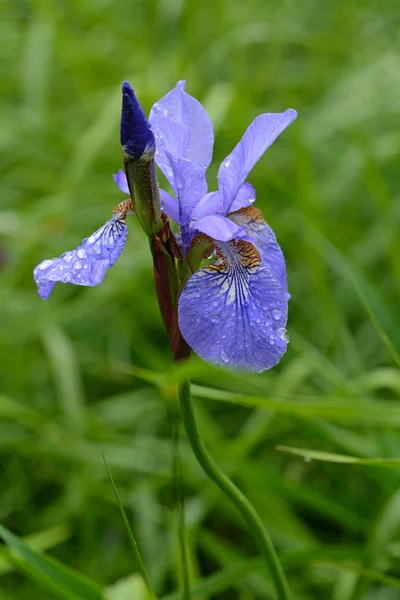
58, 265, 64, 271
269, 334, 275, 346
220, 349, 230, 363
93, 243, 101, 255
73, 261, 82, 270
77, 248, 86, 259
272, 309, 281, 321
38, 259, 54, 270
210, 314, 220, 323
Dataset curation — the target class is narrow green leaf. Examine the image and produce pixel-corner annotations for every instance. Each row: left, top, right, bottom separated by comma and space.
0, 523, 103, 600
314, 561, 400, 589
276, 446, 400, 466
102, 453, 157, 600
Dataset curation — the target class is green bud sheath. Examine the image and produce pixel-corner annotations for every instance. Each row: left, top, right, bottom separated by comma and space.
124, 156, 162, 237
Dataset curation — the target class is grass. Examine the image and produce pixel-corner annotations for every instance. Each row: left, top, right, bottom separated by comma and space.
0, 0, 400, 598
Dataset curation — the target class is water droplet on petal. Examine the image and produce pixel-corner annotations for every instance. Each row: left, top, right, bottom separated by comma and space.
58, 265, 63, 271
210, 314, 220, 323
38, 259, 54, 270
77, 248, 86, 258
73, 261, 82, 270
269, 334, 275, 346
220, 349, 230, 363
93, 243, 101, 255
272, 309, 281, 321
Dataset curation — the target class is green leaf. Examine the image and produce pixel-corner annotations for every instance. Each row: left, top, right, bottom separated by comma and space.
104, 574, 148, 600
276, 446, 400, 466
102, 454, 157, 600
0, 524, 103, 600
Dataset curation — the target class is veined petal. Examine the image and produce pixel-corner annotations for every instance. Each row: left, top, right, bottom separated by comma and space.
178, 239, 288, 373
34, 217, 128, 300
218, 109, 297, 214
192, 214, 246, 242
229, 206, 288, 293
159, 188, 180, 223
150, 115, 191, 189
121, 82, 155, 159
167, 153, 208, 253
149, 80, 214, 169
113, 169, 130, 194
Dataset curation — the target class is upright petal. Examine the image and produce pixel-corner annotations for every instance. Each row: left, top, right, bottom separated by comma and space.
113, 169, 130, 194
229, 206, 288, 294
34, 218, 128, 300
167, 153, 208, 253
178, 239, 288, 372
159, 188, 180, 223
149, 80, 214, 169
218, 109, 297, 214
121, 82, 155, 159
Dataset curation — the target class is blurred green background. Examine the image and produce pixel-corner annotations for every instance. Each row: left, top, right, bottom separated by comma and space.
1, 0, 400, 598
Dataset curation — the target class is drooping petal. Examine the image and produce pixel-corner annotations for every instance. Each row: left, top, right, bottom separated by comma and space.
218, 109, 297, 214
191, 214, 247, 242
178, 238, 288, 372
120, 81, 155, 159
229, 182, 256, 212
149, 80, 214, 169
113, 169, 130, 194
34, 218, 128, 300
229, 206, 288, 294
166, 153, 208, 253
159, 188, 180, 223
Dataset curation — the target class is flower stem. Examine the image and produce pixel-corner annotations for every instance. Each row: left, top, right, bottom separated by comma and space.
177, 378, 293, 600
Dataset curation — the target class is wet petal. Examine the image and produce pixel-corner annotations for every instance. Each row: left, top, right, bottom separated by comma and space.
191, 191, 221, 219
218, 109, 297, 214
159, 188, 180, 223
34, 218, 128, 300
121, 82, 155, 159
113, 169, 130, 194
229, 206, 288, 293
178, 239, 288, 372
192, 214, 246, 242
167, 153, 208, 252
149, 80, 214, 168
229, 182, 256, 212
151, 115, 191, 189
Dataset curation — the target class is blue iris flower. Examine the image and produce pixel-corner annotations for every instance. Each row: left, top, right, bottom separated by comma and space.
34, 81, 297, 373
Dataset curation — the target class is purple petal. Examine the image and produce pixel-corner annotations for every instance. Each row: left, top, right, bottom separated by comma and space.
167, 153, 208, 252
113, 169, 130, 194
192, 214, 245, 242
121, 81, 155, 159
229, 207, 288, 294
34, 218, 128, 300
191, 183, 255, 219
230, 182, 256, 212
159, 188, 180, 223
178, 239, 288, 372
149, 115, 191, 189
218, 109, 297, 214
149, 80, 214, 169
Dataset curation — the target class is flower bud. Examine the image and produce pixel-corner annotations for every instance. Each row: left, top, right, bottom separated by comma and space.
120, 82, 162, 236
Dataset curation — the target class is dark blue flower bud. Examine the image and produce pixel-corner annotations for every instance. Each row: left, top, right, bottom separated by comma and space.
120, 82, 155, 159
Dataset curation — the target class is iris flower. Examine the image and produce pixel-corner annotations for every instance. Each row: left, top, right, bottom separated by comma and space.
34, 81, 296, 373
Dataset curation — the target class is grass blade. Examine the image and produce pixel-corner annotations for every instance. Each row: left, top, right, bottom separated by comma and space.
102, 453, 157, 600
